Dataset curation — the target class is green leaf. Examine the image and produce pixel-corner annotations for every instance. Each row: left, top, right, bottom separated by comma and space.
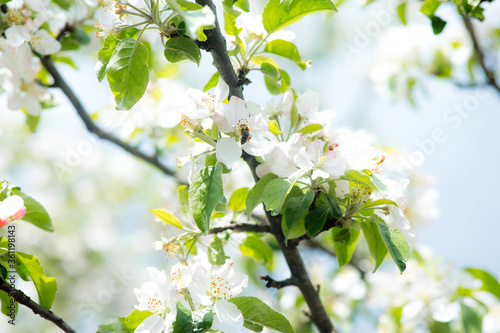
262, 177, 296, 216
464, 268, 500, 301
150, 209, 183, 229
54, 55, 78, 69
164, 37, 201, 65
264, 39, 307, 70
268, 120, 282, 135
106, 38, 149, 110
97, 317, 128, 333
229, 296, 294, 333
51, 0, 72, 10
325, 193, 342, 218
173, 302, 213, 333
305, 205, 330, 237
262, 0, 337, 33
361, 219, 388, 272
362, 199, 398, 210
208, 236, 229, 265
430, 15, 447, 35
377, 220, 410, 274
203, 72, 220, 92
15, 252, 57, 309
189, 164, 224, 234
120, 309, 151, 331
177, 185, 190, 218
332, 222, 361, 267
397, 2, 407, 25
228, 187, 249, 212
234, 0, 250, 12
246, 173, 278, 219
25, 113, 40, 133
260, 62, 281, 87
11, 189, 53, 232
298, 124, 322, 134
421, 0, 441, 16
240, 235, 273, 267
342, 169, 376, 189
0, 289, 17, 318
284, 191, 314, 229
166, 0, 216, 41
96, 33, 118, 82
265, 69, 290, 95
460, 301, 483, 333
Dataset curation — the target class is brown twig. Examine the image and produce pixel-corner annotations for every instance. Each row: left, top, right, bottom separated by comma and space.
463, 16, 500, 95
260, 275, 299, 289
0, 278, 76, 333
40, 56, 186, 185
208, 222, 271, 234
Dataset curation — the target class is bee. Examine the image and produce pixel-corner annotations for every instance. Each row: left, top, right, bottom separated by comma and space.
239, 122, 252, 145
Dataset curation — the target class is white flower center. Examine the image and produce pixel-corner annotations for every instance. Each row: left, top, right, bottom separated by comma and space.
146, 297, 167, 316
210, 276, 233, 300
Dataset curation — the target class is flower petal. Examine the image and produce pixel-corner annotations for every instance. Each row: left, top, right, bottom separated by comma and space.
216, 137, 242, 167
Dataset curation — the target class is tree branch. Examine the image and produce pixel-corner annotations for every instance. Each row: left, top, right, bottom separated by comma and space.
195, 0, 243, 100
463, 16, 500, 95
208, 222, 271, 234
0, 278, 76, 333
195, 2, 337, 331
260, 275, 299, 289
40, 56, 186, 185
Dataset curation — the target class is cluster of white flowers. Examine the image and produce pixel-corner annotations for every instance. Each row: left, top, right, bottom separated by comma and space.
177, 80, 418, 238
0, 0, 61, 116
0, 194, 26, 227
133, 258, 248, 333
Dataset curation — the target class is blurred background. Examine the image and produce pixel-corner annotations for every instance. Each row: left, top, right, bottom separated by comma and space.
1, 0, 499, 331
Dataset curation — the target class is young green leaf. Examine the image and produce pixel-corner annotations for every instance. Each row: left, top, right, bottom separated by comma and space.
305, 205, 330, 237
106, 38, 149, 110
239, 235, 273, 268
228, 187, 249, 212
208, 236, 229, 265
265, 68, 290, 95
229, 296, 294, 333
166, 0, 216, 41
262, 177, 296, 216
246, 173, 278, 219
203, 72, 220, 92
96, 33, 118, 82
361, 219, 388, 272
264, 39, 307, 70
15, 252, 57, 309
11, 189, 53, 232
149, 209, 183, 229
298, 124, 322, 135
119, 309, 151, 331
173, 302, 213, 333
177, 185, 190, 218
460, 300, 483, 333
164, 37, 202, 65
262, 0, 337, 33
0, 290, 17, 318
464, 268, 500, 301
332, 222, 361, 267
284, 191, 314, 229
325, 193, 342, 218
377, 221, 410, 274
189, 164, 224, 234
342, 169, 377, 189
260, 62, 281, 87
362, 199, 398, 210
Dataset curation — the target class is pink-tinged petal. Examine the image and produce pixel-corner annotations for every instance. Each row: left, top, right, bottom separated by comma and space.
31, 30, 61, 55
0, 195, 25, 218
5, 25, 30, 47
214, 79, 229, 106
256, 163, 272, 178
296, 89, 319, 117
312, 169, 329, 180
212, 300, 244, 331
216, 138, 242, 167
11, 207, 26, 220
0, 218, 10, 228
